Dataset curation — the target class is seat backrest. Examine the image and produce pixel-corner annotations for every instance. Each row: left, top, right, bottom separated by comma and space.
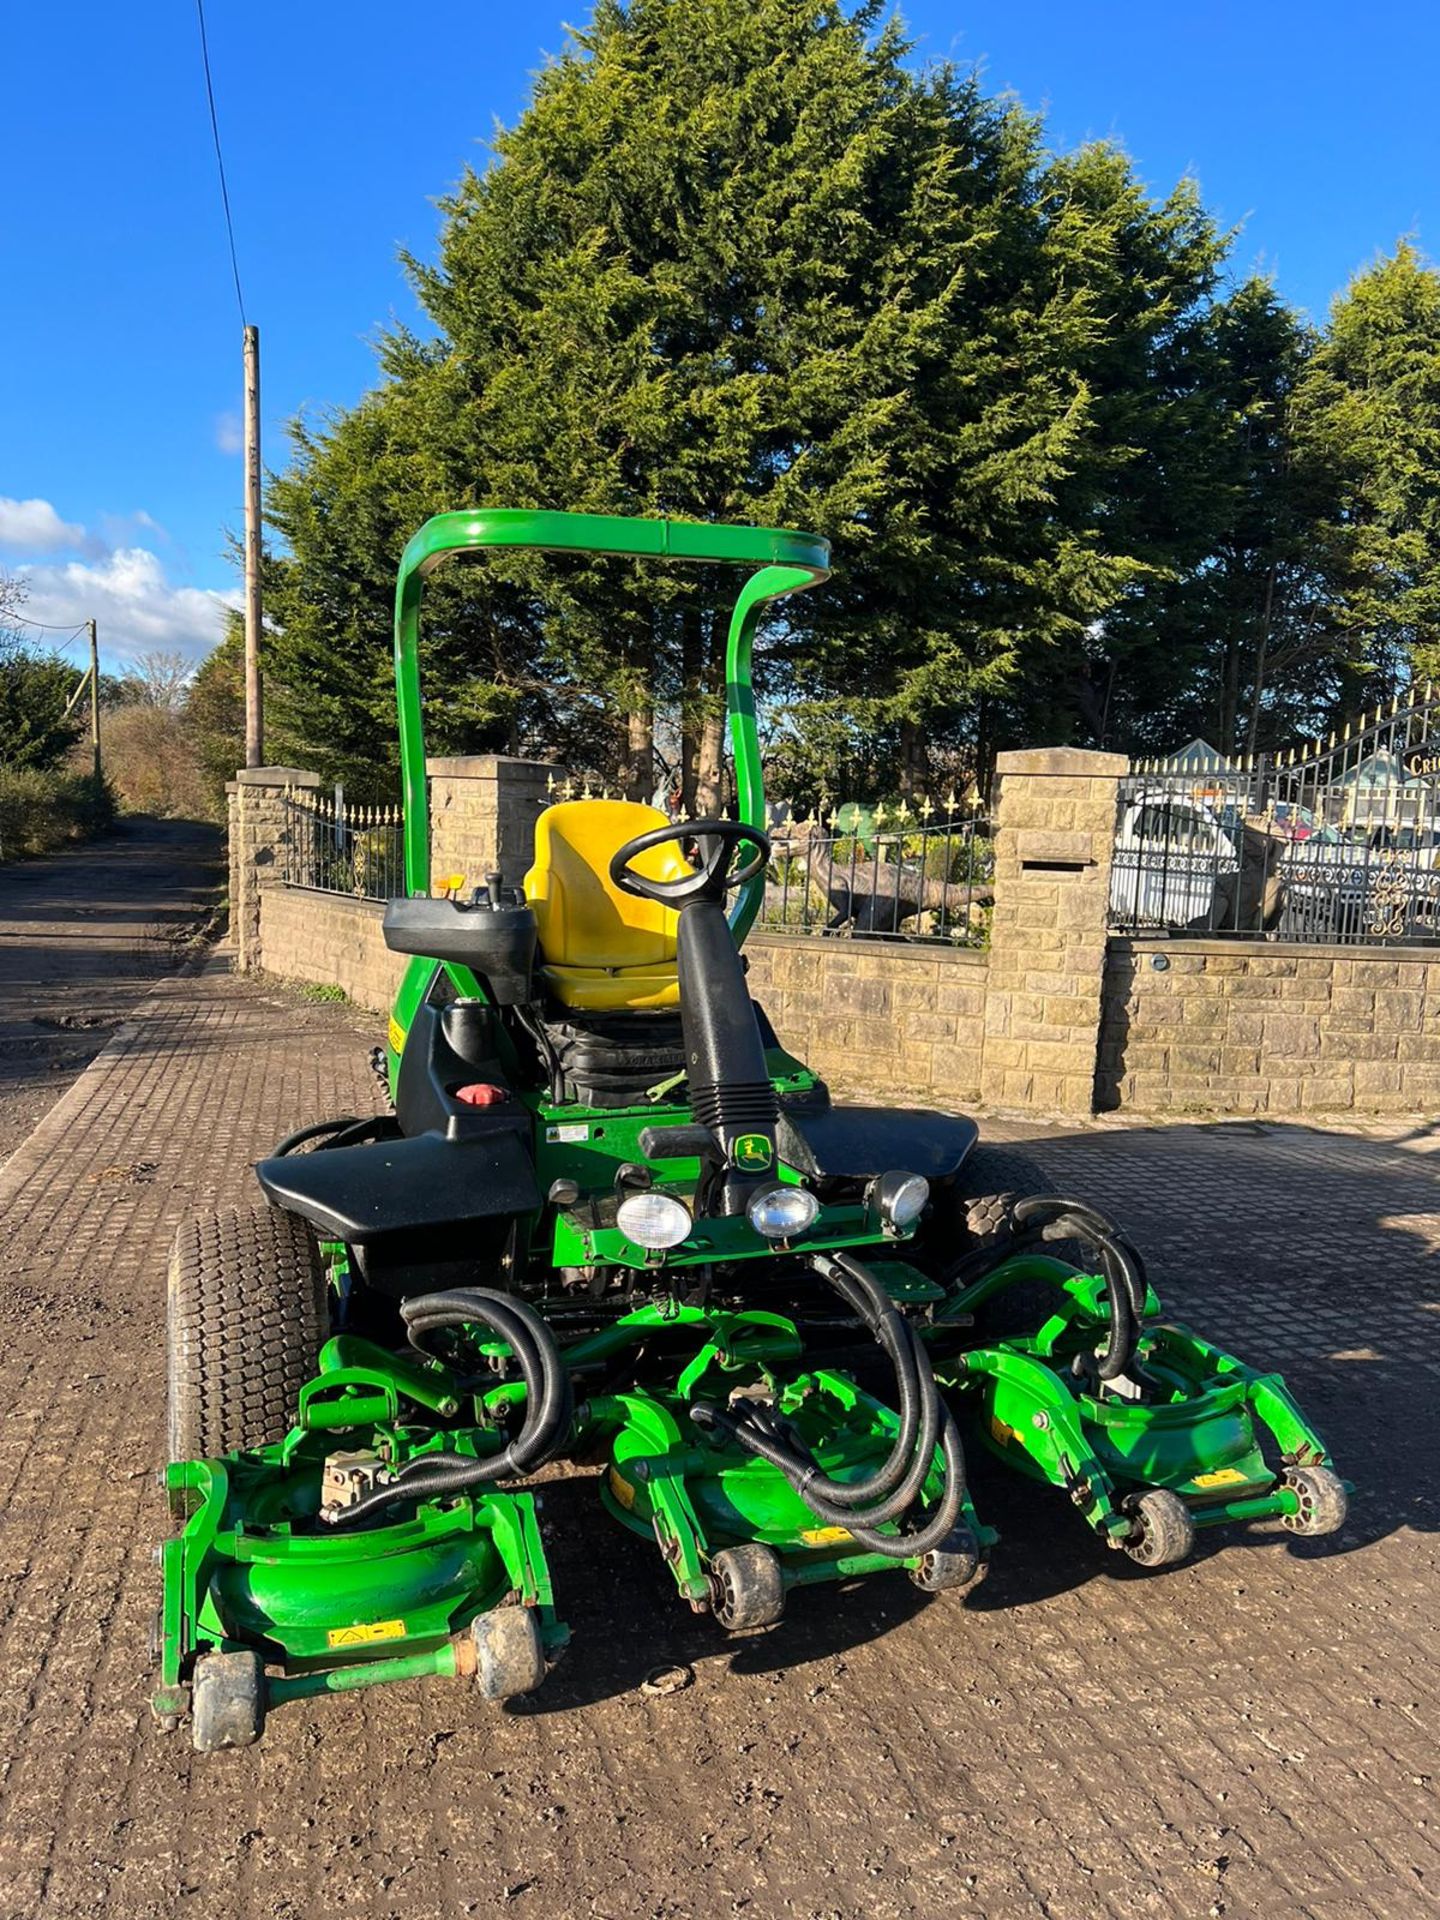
524, 800, 692, 970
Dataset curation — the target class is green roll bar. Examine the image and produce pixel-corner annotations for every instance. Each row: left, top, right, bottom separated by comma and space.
393, 509, 830, 935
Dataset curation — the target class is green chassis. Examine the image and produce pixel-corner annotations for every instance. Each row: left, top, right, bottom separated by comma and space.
157, 508, 1346, 1732
933, 1257, 1344, 1545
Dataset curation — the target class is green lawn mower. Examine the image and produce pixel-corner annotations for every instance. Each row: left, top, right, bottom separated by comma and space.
154, 509, 1346, 1751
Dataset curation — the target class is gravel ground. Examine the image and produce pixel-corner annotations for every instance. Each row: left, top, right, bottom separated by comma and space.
0, 821, 1434, 1919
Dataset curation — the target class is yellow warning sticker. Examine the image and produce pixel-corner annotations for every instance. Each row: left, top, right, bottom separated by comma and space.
387, 1015, 406, 1055
608, 1465, 636, 1511
326, 1619, 407, 1649
1192, 1466, 1249, 1490
799, 1526, 854, 1548
990, 1414, 1017, 1447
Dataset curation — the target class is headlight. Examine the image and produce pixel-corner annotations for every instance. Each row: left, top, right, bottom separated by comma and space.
616, 1191, 693, 1251
872, 1170, 930, 1233
746, 1182, 820, 1241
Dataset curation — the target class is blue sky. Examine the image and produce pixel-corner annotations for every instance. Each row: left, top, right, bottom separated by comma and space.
2, 1, 1435, 673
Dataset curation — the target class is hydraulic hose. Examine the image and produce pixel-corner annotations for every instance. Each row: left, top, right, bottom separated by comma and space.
272, 1115, 370, 1156
689, 1252, 967, 1559
959, 1194, 1149, 1381
323, 1288, 573, 1528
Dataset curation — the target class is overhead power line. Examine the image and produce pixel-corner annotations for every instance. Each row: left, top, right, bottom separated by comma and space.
195, 0, 247, 323
3, 611, 89, 637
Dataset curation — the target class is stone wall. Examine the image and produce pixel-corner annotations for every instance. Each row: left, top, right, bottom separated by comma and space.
260, 889, 406, 1013
1100, 937, 1440, 1115
237, 750, 1440, 1121
745, 934, 987, 1103
980, 747, 1128, 1115
226, 767, 321, 970
428, 756, 556, 891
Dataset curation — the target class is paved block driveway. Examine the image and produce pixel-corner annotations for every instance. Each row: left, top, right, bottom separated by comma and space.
0, 837, 1433, 1918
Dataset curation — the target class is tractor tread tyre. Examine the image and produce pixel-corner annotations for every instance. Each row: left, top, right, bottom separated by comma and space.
191, 1650, 266, 1752
710, 1544, 785, 1632
1120, 1488, 1195, 1568
963, 1189, 1020, 1250
167, 1205, 328, 1462
1282, 1465, 1348, 1537
959, 1146, 1048, 1209
472, 1606, 546, 1702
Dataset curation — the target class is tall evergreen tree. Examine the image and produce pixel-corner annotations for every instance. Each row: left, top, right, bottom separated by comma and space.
1291, 241, 1440, 691
267, 0, 1240, 796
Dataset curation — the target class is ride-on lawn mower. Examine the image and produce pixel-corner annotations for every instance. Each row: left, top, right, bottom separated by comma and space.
154, 510, 1347, 1751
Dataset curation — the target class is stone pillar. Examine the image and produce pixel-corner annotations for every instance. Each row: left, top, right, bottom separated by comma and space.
226, 766, 322, 970
426, 756, 564, 891
980, 747, 1128, 1116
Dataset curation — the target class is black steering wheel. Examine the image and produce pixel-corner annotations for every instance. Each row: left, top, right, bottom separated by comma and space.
608, 818, 772, 907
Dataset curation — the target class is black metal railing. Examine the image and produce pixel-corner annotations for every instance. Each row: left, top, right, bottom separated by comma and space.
762, 806, 993, 945
282, 792, 406, 901
1113, 719, 1440, 945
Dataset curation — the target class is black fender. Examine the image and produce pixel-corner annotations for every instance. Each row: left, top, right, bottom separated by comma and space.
256, 1130, 540, 1244
778, 1104, 977, 1183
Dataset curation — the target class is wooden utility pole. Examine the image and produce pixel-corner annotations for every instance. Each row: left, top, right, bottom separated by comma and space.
243, 322, 264, 766
88, 618, 101, 781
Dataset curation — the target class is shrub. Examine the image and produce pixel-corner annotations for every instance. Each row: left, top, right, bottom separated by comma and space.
0, 766, 116, 859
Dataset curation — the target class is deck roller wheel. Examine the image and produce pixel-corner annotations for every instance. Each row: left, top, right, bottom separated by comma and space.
909, 1524, 982, 1593
1119, 1488, 1195, 1568
1281, 1465, 1348, 1537
472, 1606, 546, 1701
191, 1650, 266, 1752
709, 1544, 785, 1631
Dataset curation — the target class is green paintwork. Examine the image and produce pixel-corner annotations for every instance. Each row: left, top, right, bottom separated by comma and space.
935, 1253, 1340, 1544
392, 508, 829, 898
571, 1303, 991, 1604
154, 1409, 563, 1719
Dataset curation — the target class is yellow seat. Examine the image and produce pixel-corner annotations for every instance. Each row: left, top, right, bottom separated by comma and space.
523, 800, 692, 1010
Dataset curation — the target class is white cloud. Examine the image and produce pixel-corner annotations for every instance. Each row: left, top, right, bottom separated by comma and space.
215, 412, 244, 456
0, 496, 88, 553
16, 547, 239, 665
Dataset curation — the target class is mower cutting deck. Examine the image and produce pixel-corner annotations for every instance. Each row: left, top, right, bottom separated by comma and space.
154, 510, 1346, 1749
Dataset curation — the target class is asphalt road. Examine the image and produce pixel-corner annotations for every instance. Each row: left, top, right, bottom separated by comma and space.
0, 817, 222, 1168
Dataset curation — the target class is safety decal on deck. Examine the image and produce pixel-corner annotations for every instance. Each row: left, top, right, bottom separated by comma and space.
326, 1618, 407, 1649
387, 1015, 406, 1055
798, 1525, 854, 1548
607, 1465, 636, 1510
546, 1123, 589, 1144
990, 1414, 1017, 1446
1191, 1466, 1249, 1490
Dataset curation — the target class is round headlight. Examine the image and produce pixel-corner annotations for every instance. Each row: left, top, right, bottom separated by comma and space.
616, 1191, 693, 1251
746, 1182, 820, 1241
874, 1170, 930, 1232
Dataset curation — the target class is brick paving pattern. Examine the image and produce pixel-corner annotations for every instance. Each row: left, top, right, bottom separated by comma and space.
0, 862, 1434, 1915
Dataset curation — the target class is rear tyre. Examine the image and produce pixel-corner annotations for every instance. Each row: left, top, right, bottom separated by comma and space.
909, 1524, 982, 1593
167, 1204, 328, 1461
1120, 1488, 1195, 1568
710, 1544, 785, 1631
472, 1606, 546, 1701
191, 1650, 266, 1752
1281, 1465, 1348, 1537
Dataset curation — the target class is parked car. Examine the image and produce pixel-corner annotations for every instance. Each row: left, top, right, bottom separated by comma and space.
1112, 788, 1440, 941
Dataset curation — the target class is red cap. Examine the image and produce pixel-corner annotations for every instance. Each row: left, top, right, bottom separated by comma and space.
454, 1083, 509, 1107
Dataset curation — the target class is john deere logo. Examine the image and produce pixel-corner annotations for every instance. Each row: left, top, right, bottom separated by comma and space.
732, 1134, 773, 1172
